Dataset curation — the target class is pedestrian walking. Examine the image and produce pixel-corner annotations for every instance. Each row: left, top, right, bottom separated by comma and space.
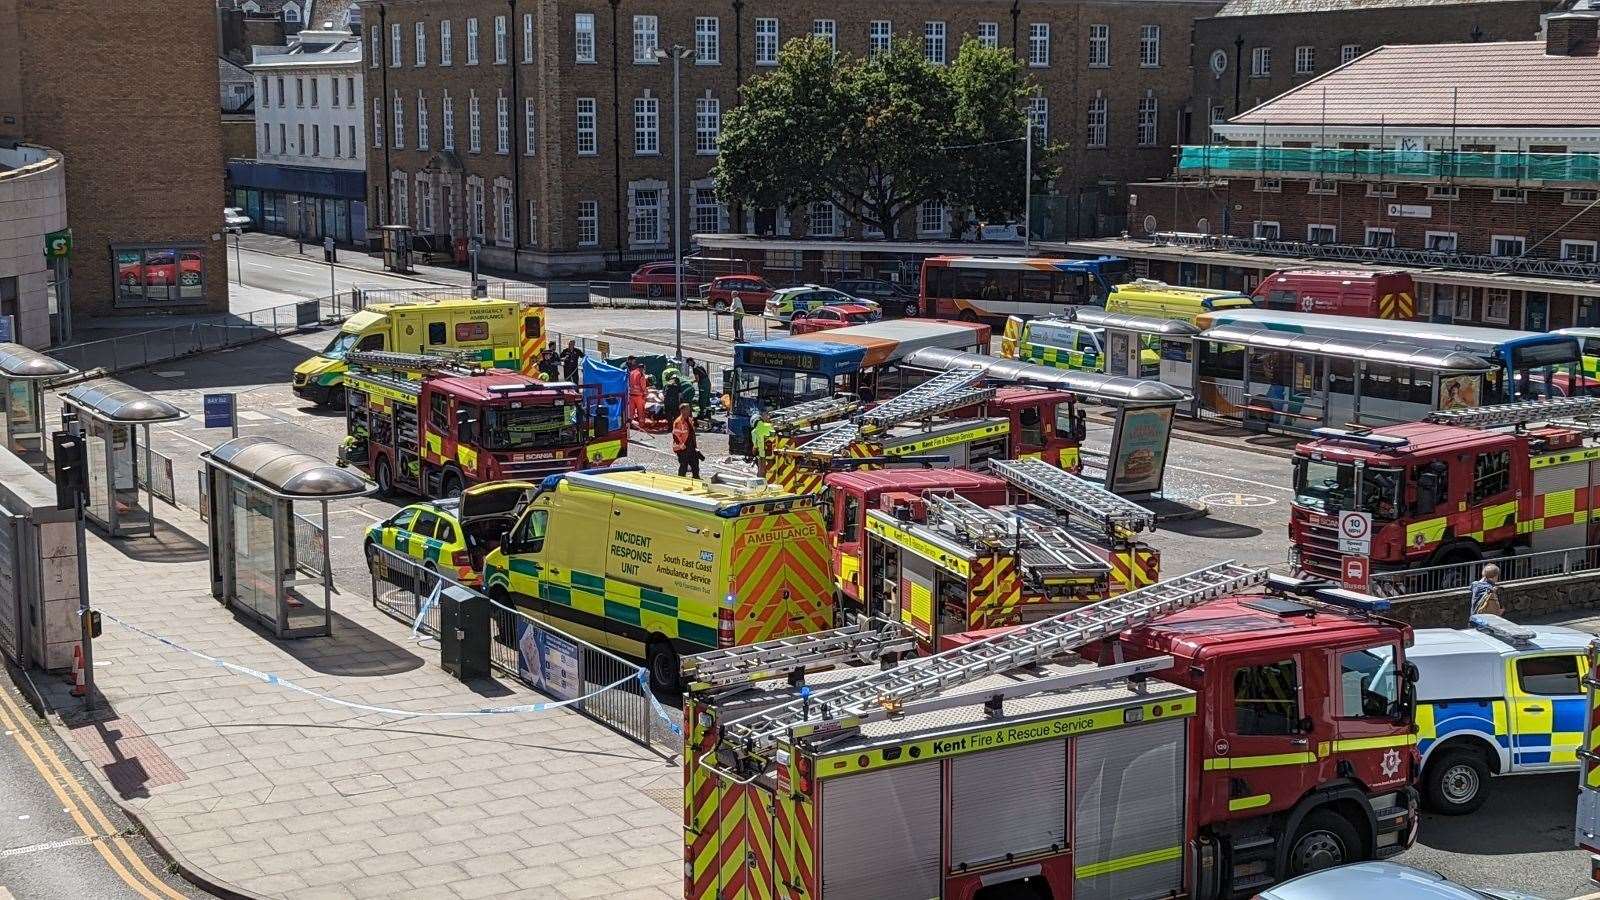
1470, 564, 1504, 619
626, 356, 647, 426
731, 294, 746, 343
560, 340, 583, 382
672, 404, 701, 478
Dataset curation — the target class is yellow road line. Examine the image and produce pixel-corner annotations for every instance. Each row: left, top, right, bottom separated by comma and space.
0, 685, 188, 900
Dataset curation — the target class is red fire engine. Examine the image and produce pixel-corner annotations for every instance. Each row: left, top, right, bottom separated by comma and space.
1289, 396, 1600, 581
1254, 269, 1417, 320
341, 350, 627, 497
682, 563, 1419, 900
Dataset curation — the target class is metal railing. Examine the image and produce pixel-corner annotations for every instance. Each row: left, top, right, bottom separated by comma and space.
367, 545, 677, 751
352, 281, 710, 311
1177, 145, 1600, 184
138, 447, 177, 506
48, 294, 352, 379
293, 512, 327, 580
1368, 544, 1600, 597
1148, 231, 1600, 282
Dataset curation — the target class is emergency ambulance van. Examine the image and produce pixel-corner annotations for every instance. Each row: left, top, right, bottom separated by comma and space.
482, 467, 833, 690
293, 297, 546, 406
1105, 278, 1253, 324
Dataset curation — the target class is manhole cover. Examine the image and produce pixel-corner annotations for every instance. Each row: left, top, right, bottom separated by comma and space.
1197, 492, 1277, 508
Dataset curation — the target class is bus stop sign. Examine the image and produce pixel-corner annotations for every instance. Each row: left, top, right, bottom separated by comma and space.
1341, 555, 1370, 592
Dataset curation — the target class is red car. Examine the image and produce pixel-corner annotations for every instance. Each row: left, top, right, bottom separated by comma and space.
629, 261, 705, 298
704, 274, 774, 312
788, 303, 877, 335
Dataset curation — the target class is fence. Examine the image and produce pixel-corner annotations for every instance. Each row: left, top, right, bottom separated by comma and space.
48, 295, 352, 380
353, 281, 711, 311
139, 447, 177, 506
367, 545, 677, 751
1176, 144, 1600, 184
1368, 544, 1600, 597
293, 513, 328, 580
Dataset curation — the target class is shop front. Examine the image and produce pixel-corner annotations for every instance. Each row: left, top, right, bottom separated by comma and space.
226, 161, 366, 245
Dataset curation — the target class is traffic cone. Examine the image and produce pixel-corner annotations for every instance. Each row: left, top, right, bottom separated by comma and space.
69, 645, 86, 698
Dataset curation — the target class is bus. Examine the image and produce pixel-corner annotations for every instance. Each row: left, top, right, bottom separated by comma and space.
919, 255, 1128, 322
727, 319, 991, 454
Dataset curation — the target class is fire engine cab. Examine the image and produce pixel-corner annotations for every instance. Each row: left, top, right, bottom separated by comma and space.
682, 563, 1420, 900
1290, 396, 1600, 580
340, 350, 626, 498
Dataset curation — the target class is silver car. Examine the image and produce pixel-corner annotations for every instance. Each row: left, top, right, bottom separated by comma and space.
1255, 861, 1545, 900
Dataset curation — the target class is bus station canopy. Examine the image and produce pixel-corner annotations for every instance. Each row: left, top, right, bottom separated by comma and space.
203, 436, 373, 500
906, 347, 1189, 404
1200, 324, 1496, 372
0, 343, 76, 380
62, 380, 186, 423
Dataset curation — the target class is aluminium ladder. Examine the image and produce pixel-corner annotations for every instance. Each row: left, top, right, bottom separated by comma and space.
796, 367, 992, 456
921, 492, 1109, 580
1426, 396, 1600, 429
718, 561, 1267, 758
681, 621, 918, 692
989, 457, 1158, 534
763, 394, 863, 432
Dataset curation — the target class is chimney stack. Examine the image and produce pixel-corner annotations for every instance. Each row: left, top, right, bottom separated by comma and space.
1546, 13, 1600, 56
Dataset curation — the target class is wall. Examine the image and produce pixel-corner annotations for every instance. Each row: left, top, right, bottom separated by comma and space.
251, 63, 367, 171
1387, 571, 1600, 629
0, 0, 21, 141
0, 144, 67, 347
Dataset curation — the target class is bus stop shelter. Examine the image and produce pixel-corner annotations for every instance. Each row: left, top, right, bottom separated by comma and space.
0, 343, 77, 468
60, 380, 186, 537
1062, 308, 1201, 414
202, 436, 373, 638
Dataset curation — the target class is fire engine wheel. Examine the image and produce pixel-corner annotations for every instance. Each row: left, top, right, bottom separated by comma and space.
1285, 810, 1360, 878
648, 284, 664, 298
1424, 748, 1490, 815
901, 300, 919, 318
646, 638, 681, 695
374, 457, 394, 494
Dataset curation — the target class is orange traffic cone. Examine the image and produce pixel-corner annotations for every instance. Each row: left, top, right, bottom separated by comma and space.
69, 644, 86, 698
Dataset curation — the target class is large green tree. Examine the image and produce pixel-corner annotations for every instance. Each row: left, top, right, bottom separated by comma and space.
715, 35, 1060, 239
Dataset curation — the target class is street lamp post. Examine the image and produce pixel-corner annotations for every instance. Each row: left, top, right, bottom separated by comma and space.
659, 43, 691, 361
232, 227, 244, 285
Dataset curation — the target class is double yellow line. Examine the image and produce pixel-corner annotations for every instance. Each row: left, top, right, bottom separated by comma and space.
0, 681, 190, 900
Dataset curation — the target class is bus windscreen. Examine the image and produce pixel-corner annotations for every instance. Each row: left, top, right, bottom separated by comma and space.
1512, 341, 1580, 370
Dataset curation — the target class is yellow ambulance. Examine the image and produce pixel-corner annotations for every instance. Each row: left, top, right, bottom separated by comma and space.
1105, 278, 1253, 324
482, 467, 833, 691
293, 297, 546, 407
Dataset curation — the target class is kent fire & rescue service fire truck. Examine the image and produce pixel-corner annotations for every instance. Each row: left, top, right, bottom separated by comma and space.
681, 563, 1420, 900
760, 367, 1086, 496
821, 457, 1160, 650
1289, 396, 1600, 581
1574, 636, 1600, 884
340, 350, 626, 497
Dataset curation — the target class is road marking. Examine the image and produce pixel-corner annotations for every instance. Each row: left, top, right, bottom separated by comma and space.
1198, 492, 1278, 508
0, 835, 98, 858
1167, 463, 1292, 493
332, 508, 382, 521
160, 429, 212, 452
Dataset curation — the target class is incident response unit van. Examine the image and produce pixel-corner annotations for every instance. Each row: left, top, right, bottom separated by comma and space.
1105, 279, 1253, 324
293, 297, 547, 406
1001, 315, 1160, 377
482, 467, 834, 691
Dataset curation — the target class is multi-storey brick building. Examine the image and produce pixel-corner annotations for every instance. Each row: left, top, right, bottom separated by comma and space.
360, 0, 1223, 276
1063, 13, 1600, 331
1, 0, 228, 333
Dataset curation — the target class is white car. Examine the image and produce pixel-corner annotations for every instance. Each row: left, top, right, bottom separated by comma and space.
223, 207, 252, 230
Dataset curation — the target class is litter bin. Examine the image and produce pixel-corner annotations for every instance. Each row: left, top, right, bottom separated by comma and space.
440, 584, 490, 680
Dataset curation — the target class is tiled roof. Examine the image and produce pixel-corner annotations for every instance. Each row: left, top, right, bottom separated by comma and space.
218, 56, 252, 82
309, 0, 359, 30
1231, 40, 1600, 127
1217, 0, 1523, 14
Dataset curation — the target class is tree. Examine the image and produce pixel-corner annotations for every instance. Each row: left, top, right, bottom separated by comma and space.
715, 36, 1057, 239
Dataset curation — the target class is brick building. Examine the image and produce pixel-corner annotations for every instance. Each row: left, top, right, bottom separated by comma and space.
359, 0, 1223, 276
1070, 14, 1600, 332
1, 0, 228, 328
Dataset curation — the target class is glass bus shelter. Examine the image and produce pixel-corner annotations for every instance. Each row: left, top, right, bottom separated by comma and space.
202, 436, 374, 639
0, 343, 77, 469
1063, 308, 1201, 415
60, 380, 186, 537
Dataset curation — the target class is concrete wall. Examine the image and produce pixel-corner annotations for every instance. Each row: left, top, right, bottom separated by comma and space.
1387, 571, 1600, 629
0, 447, 82, 672
0, 143, 66, 348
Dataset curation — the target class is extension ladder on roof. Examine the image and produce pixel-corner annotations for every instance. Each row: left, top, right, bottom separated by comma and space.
763, 394, 862, 432
921, 493, 1108, 580
798, 367, 990, 456
989, 458, 1158, 534
681, 622, 917, 692
1426, 396, 1600, 429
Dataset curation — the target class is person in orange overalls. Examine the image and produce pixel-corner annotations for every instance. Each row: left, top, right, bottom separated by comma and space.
672, 404, 700, 478
626, 356, 647, 426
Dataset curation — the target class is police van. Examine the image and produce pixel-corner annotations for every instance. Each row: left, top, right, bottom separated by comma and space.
1411, 615, 1589, 814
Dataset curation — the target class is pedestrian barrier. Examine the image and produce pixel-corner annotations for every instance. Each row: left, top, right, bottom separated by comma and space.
138, 447, 177, 507
367, 544, 679, 750
1367, 543, 1600, 597
292, 512, 328, 580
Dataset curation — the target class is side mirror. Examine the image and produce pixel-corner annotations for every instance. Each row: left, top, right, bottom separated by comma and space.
1073, 410, 1088, 443
1404, 661, 1420, 684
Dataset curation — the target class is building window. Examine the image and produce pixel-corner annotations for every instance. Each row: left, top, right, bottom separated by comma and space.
1366, 183, 1396, 198
348, 125, 356, 158
417, 93, 429, 150
1455, 292, 1473, 322
297, 122, 305, 154
417, 175, 434, 232
524, 98, 537, 155
370, 24, 379, 68
755, 18, 779, 65
1484, 289, 1511, 325
496, 182, 513, 245
1028, 95, 1048, 144
390, 22, 401, 67
632, 187, 663, 245
1088, 24, 1109, 67
1340, 44, 1361, 64
494, 15, 507, 64
392, 92, 404, 148
112, 245, 207, 306
576, 97, 597, 155
347, 77, 356, 106
1028, 24, 1050, 67
1308, 224, 1336, 243
1308, 179, 1337, 195
1295, 45, 1314, 74
277, 122, 286, 153
1365, 227, 1395, 248
577, 200, 599, 246
976, 22, 998, 50
694, 187, 722, 235
575, 13, 595, 63
469, 92, 481, 152
469, 178, 485, 238
276, 76, 285, 107
496, 93, 509, 154
1491, 235, 1526, 257
1426, 231, 1457, 252
523, 13, 534, 63
442, 92, 455, 150
295, 77, 304, 107
1565, 189, 1599, 205
1137, 96, 1157, 147
813, 19, 837, 52
466, 17, 479, 64
634, 15, 659, 63
1255, 177, 1281, 192
1563, 240, 1598, 262
1086, 95, 1107, 148
415, 22, 426, 66
329, 76, 339, 108
441, 19, 453, 65
1254, 221, 1281, 240
696, 97, 720, 154
260, 123, 269, 155
809, 201, 837, 237
1251, 46, 1271, 77
333, 123, 342, 157
392, 171, 409, 227
919, 199, 945, 235
924, 21, 946, 64
1494, 187, 1527, 203
857, 20, 892, 58
634, 95, 660, 154
695, 17, 720, 64
309, 77, 319, 107
1139, 25, 1160, 67
1427, 185, 1459, 200
372, 98, 382, 147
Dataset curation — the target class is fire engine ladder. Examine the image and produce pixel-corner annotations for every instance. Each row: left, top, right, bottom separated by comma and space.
717, 562, 1266, 759
1426, 396, 1600, 429
762, 394, 863, 433
988, 458, 1158, 536
799, 367, 992, 457
345, 349, 480, 375
924, 492, 1107, 580
681, 621, 918, 692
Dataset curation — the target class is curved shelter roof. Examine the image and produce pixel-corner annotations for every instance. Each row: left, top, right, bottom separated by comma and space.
905, 347, 1188, 404
203, 436, 372, 499
0, 343, 77, 380
62, 380, 186, 423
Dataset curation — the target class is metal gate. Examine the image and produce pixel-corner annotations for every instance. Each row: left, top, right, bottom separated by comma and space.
0, 515, 21, 662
